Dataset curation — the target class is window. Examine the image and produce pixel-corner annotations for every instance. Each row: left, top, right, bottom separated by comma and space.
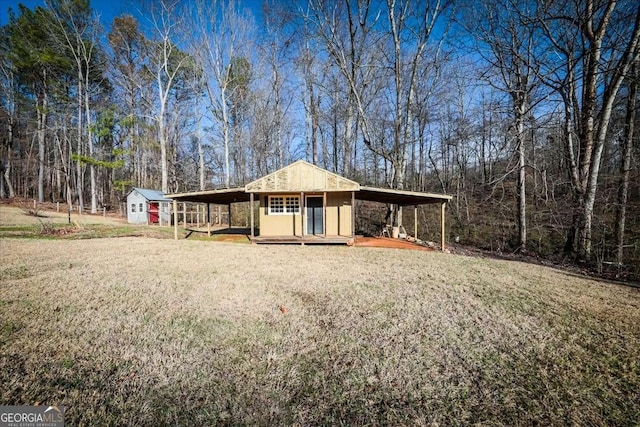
285, 196, 300, 214
139, 203, 144, 212
131, 203, 136, 213
269, 196, 284, 214
268, 195, 300, 215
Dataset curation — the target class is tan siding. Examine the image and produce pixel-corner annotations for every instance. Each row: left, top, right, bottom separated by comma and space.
258, 195, 303, 236
325, 193, 352, 236
340, 194, 353, 236
258, 192, 352, 237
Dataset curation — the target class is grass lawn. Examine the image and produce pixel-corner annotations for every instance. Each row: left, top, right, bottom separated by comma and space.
0, 207, 639, 425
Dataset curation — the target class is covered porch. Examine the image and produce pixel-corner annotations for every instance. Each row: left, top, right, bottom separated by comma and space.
166, 161, 452, 250
168, 185, 451, 250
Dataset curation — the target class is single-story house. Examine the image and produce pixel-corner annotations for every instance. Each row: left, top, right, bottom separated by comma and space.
167, 160, 452, 249
126, 187, 172, 225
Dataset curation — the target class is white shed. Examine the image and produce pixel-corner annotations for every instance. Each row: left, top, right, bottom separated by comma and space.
126, 188, 172, 225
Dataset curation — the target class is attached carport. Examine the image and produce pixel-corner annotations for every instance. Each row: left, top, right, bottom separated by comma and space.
167, 188, 249, 240
168, 185, 452, 250
356, 186, 452, 251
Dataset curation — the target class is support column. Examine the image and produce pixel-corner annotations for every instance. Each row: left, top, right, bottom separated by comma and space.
414, 205, 418, 240
207, 204, 211, 237
441, 201, 446, 251
300, 192, 305, 237
323, 191, 327, 237
183, 202, 187, 229
351, 191, 356, 238
228, 204, 232, 227
250, 193, 255, 239
173, 199, 178, 240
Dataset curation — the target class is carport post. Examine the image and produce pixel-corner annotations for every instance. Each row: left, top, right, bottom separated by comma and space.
250, 193, 255, 239
414, 205, 418, 240
183, 202, 187, 228
173, 199, 178, 240
207, 204, 211, 237
441, 201, 446, 251
300, 192, 305, 237
351, 191, 355, 238
323, 192, 327, 237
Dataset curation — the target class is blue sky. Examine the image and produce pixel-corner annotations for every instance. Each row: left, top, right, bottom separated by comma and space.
1, 0, 266, 29
1, 0, 130, 27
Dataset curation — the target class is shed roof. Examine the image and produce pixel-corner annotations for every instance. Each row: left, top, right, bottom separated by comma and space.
168, 187, 249, 204
245, 160, 360, 193
129, 188, 172, 202
357, 186, 452, 206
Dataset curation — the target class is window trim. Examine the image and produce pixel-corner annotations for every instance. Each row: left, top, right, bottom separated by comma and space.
268, 195, 300, 215
131, 203, 136, 213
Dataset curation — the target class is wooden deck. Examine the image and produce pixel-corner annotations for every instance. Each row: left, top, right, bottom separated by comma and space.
251, 235, 354, 245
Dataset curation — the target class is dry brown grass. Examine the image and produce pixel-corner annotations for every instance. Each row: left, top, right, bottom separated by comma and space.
0, 204, 127, 227
1, 236, 639, 426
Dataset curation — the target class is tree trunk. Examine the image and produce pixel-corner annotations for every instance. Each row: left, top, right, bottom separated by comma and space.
85, 73, 97, 213
221, 86, 231, 188
37, 89, 47, 203
614, 61, 637, 266
197, 105, 205, 191
3, 111, 15, 198
515, 100, 527, 252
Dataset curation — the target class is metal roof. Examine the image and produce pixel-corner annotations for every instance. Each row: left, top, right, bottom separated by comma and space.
357, 186, 452, 206
168, 187, 250, 204
168, 185, 451, 206
166, 164, 451, 206
129, 188, 172, 202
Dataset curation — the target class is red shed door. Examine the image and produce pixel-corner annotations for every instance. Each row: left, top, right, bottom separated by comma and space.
148, 202, 159, 223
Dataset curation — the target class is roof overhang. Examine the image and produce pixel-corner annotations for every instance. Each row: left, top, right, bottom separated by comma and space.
167, 187, 250, 204
167, 185, 452, 206
356, 186, 452, 206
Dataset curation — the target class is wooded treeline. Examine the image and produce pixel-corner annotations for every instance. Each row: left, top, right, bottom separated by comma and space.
1, 0, 638, 272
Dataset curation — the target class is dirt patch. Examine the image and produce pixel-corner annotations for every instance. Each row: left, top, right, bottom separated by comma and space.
212, 234, 250, 243
354, 236, 434, 251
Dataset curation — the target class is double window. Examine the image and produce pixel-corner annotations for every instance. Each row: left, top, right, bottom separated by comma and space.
268, 195, 300, 215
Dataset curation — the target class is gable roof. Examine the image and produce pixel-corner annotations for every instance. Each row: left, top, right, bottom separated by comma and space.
166, 161, 452, 206
245, 160, 360, 193
129, 188, 172, 202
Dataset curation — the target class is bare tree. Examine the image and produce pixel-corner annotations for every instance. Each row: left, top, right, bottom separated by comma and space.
0, 27, 16, 198
538, 0, 640, 258
305, 0, 451, 225
108, 15, 150, 191
615, 60, 638, 267
188, 0, 255, 188
461, 0, 540, 252
47, 0, 104, 213
144, 0, 191, 193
